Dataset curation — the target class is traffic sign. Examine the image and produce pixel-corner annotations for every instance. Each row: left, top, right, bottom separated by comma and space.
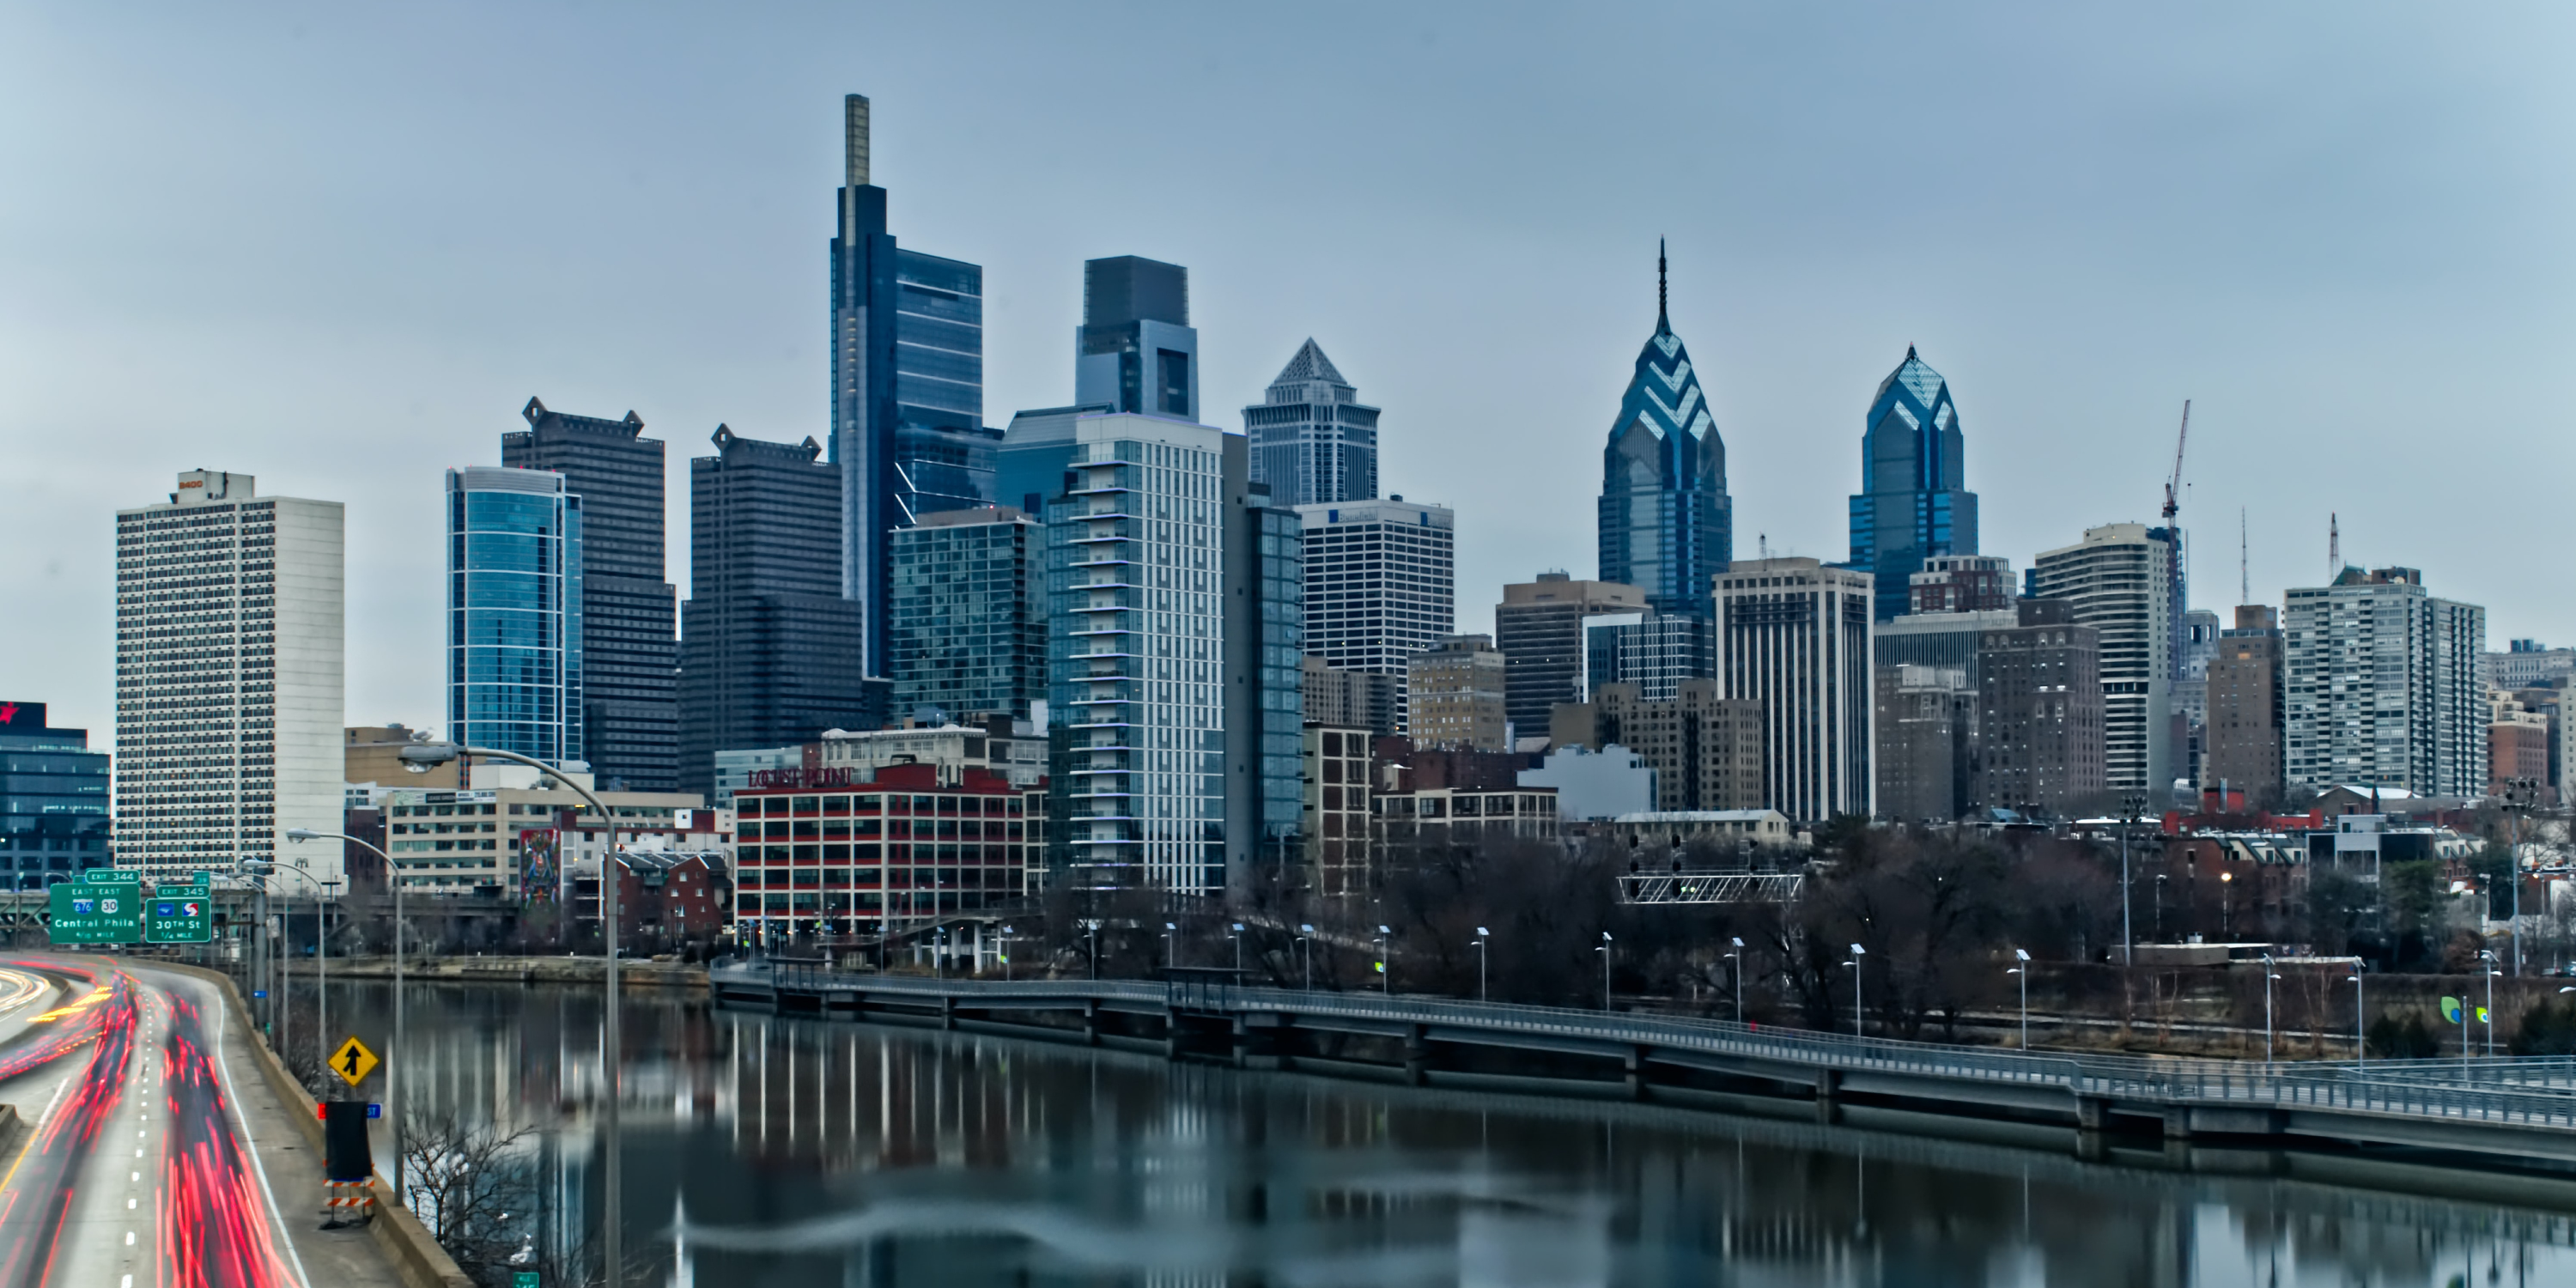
329, 1036, 379, 1087
48, 883, 141, 944
82, 868, 142, 885
146, 887, 212, 944
513, 1273, 539, 1288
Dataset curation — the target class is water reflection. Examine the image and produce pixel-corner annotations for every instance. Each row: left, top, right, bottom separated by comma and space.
326, 981, 2573, 1287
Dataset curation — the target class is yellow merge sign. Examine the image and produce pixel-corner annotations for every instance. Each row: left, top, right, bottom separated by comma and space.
330, 1036, 379, 1088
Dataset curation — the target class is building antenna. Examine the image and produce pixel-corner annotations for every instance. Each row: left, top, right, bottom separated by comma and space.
1656, 238, 1668, 330
2239, 507, 2249, 607
2328, 513, 2339, 580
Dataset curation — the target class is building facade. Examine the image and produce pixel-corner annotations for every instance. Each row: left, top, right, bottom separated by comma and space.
1550, 679, 1763, 813
1225, 483, 1305, 888
1301, 725, 1373, 896
1874, 665, 1976, 823
1495, 574, 1648, 739
680, 426, 884, 799
1849, 348, 1979, 623
2492, 640, 2576, 690
2032, 523, 2175, 795
1713, 558, 1874, 821
888, 507, 1047, 722
1374, 787, 1559, 850
2204, 605, 2285, 804
830, 94, 993, 673
1301, 657, 1398, 737
447, 466, 582, 767
1583, 611, 1716, 704
501, 398, 677, 792
1406, 635, 1509, 751
0, 702, 109, 887
2283, 566, 2487, 796
1908, 555, 2014, 616
1598, 251, 1730, 616
1974, 599, 2105, 817
731, 762, 1033, 942
115, 471, 345, 884
1247, 339, 1379, 508
1076, 256, 1197, 420
1297, 498, 1455, 728
383, 779, 709, 896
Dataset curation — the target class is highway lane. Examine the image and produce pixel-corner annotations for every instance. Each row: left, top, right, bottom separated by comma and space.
0, 956, 313, 1288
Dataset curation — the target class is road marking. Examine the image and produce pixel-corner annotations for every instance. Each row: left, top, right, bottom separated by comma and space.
126, 1198, 136, 1209
125, 1230, 134, 1243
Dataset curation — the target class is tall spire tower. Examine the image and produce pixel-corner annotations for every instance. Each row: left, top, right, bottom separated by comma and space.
1597, 243, 1731, 615
1846, 346, 1979, 621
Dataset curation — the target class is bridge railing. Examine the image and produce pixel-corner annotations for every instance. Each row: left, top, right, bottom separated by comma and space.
711, 965, 2576, 1127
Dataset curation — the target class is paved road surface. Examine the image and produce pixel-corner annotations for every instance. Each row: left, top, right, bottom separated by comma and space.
0, 955, 403, 1288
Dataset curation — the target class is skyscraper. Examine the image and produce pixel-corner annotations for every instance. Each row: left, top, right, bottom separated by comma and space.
1598, 246, 1730, 616
447, 466, 581, 768
502, 398, 676, 792
2, 702, 112, 887
116, 471, 345, 884
1225, 480, 1305, 888
2284, 566, 2486, 796
1297, 498, 1455, 729
1075, 256, 1196, 420
1974, 599, 2105, 817
2032, 523, 2176, 796
2205, 605, 2284, 804
1848, 347, 1978, 623
1406, 635, 1509, 751
1714, 558, 1875, 821
830, 93, 991, 673
888, 507, 1048, 722
1494, 574, 1647, 736
1246, 339, 1378, 507
678, 426, 884, 799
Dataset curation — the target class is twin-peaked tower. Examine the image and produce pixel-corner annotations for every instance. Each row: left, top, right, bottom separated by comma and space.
1597, 245, 1731, 617
1849, 347, 1978, 623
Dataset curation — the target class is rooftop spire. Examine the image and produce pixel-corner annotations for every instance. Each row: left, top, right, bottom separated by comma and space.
1656, 239, 1669, 332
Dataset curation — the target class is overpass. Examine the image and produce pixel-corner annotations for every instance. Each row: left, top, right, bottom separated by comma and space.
712, 962, 2576, 1170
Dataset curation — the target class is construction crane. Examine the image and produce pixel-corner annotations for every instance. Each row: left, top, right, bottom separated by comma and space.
2161, 400, 2190, 524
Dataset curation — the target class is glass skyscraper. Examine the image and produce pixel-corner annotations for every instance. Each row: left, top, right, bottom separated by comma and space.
1847, 347, 1979, 623
1597, 248, 1730, 617
889, 507, 1048, 722
1245, 339, 1378, 507
1075, 257, 1197, 420
0, 702, 108, 888
447, 466, 581, 767
831, 94, 992, 673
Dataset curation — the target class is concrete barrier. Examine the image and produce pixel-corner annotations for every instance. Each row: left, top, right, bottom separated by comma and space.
138, 960, 475, 1288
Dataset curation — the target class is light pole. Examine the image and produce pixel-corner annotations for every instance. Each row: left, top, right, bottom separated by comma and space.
2154, 873, 2166, 943
399, 740, 623, 1288
1082, 919, 1102, 980
2220, 871, 2233, 939
999, 926, 1014, 981
2348, 969, 2366, 1066
1163, 922, 1177, 972
2262, 954, 2279, 1066
1846, 944, 1867, 1038
2009, 948, 2031, 1050
1473, 927, 1490, 1003
286, 828, 404, 1196
1597, 932, 1613, 1012
1297, 924, 1313, 990
1377, 925, 1392, 994
241, 859, 332, 1084
1727, 937, 1745, 1023
2482, 950, 2500, 1058
1229, 922, 1244, 974
2506, 777, 2538, 976
2120, 793, 2146, 967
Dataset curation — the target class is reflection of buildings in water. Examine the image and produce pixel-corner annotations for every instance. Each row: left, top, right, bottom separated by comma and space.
1458, 1206, 1609, 1288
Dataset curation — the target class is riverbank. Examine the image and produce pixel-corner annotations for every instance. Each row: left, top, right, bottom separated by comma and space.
283, 954, 709, 990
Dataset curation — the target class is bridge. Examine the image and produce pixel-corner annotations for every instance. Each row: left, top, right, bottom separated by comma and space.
712, 962, 2576, 1170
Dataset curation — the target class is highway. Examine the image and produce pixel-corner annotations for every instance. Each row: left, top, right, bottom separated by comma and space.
0, 955, 400, 1288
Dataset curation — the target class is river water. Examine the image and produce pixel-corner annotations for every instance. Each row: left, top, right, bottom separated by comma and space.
308, 980, 2571, 1287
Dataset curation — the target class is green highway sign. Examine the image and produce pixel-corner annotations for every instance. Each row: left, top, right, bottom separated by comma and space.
49, 882, 142, 945
82, 868, 142, 885
146, 886, 213, 944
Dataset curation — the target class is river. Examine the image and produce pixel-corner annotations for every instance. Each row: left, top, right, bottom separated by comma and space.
298, 979, 2570, 1287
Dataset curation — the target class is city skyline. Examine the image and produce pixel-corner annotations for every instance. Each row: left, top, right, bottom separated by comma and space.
6, 4, 2571, 735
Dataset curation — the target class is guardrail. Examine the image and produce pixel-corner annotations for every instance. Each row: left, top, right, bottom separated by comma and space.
714, 964, 2576, 1133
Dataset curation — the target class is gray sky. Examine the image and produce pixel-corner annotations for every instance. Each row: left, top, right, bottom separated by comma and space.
4, 2, 2570, 737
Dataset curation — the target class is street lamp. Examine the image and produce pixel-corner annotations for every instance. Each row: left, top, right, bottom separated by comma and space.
2008, 948, 2031, 1050
240, 858, 333, 1091
1597, 932, 1613, 1012
1473, 927, 1490, 1003
2120, 793, 2147, 967
1846, 944, 1868, 1038
2504, 776, 2540, 976
1229, 922, 1244, 974
1726, 937, 1745, 1024
2482, 949, 2500, 1059
2348, 969, 2366, 1066
2262, 954, 2280, 1066
1163, 922, 1178, 971
1377, 925, 1392, 994
2154, 873, 2166, 943
999, 926, 1015, 981
1297, 924, 1314, 990
2220, 870, 2233, 939
398, 739, 626, 1288
1081, 919, 1103, 980
287, 827, 404, 1196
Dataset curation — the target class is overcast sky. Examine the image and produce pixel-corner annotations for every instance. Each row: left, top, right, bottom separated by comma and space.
4, 2, 2571, 737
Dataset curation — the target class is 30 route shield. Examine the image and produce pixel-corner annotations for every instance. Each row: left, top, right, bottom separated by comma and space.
48, 882, 141, 944
330, 1036, 380, 1087
147, 886, 213, 944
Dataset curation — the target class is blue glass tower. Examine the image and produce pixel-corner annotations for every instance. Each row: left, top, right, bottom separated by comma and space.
1848, 346, 1978, 622
0, 702, 108, 888
831, 94, 993, 673
1598, 246, 1730, 617
447, 466, 582, 766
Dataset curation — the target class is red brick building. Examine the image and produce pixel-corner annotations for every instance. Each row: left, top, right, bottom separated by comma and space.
568, 851, 730, 945
731, 762, 1037, 942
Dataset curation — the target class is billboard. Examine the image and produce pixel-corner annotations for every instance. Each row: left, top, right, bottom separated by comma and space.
519, 829, 560, 905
